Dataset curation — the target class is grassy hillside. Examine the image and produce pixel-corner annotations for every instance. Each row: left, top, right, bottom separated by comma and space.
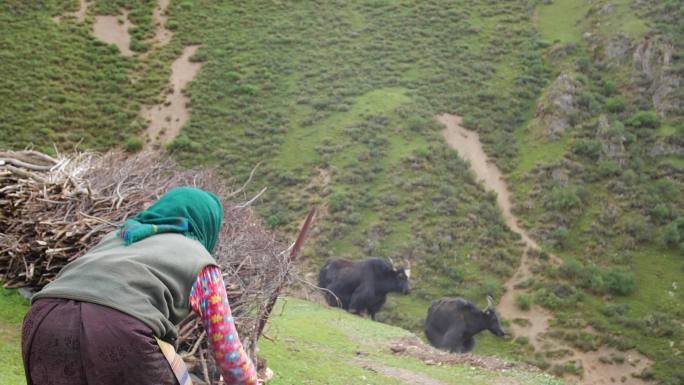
0, 292, 564, 385
508, 0, 683, 383
165, 0, 547, 322
260, 297, 565, 385
0, 288, 29, 385
1, 0, 683, 384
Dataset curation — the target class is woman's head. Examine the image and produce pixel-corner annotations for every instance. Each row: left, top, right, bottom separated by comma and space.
123, 187, 223, 253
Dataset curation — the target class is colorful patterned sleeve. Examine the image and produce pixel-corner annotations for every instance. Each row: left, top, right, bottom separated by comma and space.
189, 265, 258, 385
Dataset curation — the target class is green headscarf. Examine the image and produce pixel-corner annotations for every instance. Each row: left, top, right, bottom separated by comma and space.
117, 187, 223, 253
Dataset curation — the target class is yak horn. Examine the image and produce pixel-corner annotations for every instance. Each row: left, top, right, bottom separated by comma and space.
486, 295, 494, 309
404, 259, 412, 278
388, 257, 395, 266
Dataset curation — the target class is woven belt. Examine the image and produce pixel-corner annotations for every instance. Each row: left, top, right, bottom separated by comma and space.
155, 337, 193, 385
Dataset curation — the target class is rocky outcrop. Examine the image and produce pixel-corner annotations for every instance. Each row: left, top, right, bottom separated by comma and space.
632, 36, 681, 118
649, 142, 684, 157
595, 115, 627, 162
594, 34, 632, 67
591, 32, 681, 119
535, 72, 581, 139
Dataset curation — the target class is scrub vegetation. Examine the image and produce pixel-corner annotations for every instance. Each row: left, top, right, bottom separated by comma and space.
0, 288, 29, 385
259, 298, 564, 385
1, 0, 683, 384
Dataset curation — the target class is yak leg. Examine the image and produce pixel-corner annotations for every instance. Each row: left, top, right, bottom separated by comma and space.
441, 326, 466, 353
348, 285, 372, 317
462, 336, 475, 353
367, 296, 387, 321
325, 283, 351, 309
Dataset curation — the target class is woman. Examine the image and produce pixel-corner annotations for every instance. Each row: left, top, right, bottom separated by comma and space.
22, 187, 258, 385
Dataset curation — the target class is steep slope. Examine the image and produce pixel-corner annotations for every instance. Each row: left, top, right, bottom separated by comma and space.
503, 1, 683, 383
2, 0, 683, 384
259, 297, 564, 385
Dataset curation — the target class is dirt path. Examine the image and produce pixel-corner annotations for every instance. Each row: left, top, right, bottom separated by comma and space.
359, 360, 450, 385
92, 11, 134, 57
73, 0, 195, 147
150, 0, 172, 47
53, 0, 89, 23
437, 113, 652, 385
142, 45, 202, 149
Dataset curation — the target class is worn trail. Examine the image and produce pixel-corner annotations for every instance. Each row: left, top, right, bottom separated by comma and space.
52, 0, 89, 23
143, 45, 202, 149
437, 113, 651, 385
92, 11, 134, 57
66, 0, 197, 148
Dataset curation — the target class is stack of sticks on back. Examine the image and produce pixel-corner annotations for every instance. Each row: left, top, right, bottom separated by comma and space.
0, 150, 290, 384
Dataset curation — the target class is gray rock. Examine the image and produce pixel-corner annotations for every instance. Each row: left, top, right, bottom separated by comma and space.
595, 114, 626, 160
536, 72, 580, 139
649, 142, 684, 157
596, 34, 633, 67
632, 36, 682, 118
601, 3, 614, 14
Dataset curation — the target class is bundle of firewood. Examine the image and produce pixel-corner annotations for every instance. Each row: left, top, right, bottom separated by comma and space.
0, 150, 290, 383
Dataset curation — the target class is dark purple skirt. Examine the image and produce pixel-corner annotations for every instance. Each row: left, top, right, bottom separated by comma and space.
22, 298, 178, 385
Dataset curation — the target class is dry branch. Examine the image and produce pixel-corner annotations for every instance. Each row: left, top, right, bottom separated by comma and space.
0, 150, 291, 383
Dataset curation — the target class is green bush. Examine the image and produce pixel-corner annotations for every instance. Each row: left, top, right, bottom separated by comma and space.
623, 214, 649, 243
266, 213, 284, 228
675, 121, 684, 143
601, 303, 629, 317
573, 139, 601, 160
515, 293, 532, 310
559, 259, 635, 296
602, 80, 617, 96
545, 187, 581, 210
550, 227, 569, 248
654, 178, 679, 201
328, 191, 348, 212
124, 135, 144, 153
627, 110, 660, 129
663, 217, 684, 251
605, 97, 626, 113
651, 204, 676, 224
236, 84, 258, 95
226, 71, 241, 81
604, 267, 636, 296
166, 20, 179, 31
167, 135, 200, 152
597, 159, 620, 178
406, 116, 430, 132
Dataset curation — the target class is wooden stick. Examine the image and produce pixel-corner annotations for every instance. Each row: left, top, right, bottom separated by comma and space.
251, 207, 316, 358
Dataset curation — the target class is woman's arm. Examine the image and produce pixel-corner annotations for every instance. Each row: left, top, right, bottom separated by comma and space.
189, 265, 258, 385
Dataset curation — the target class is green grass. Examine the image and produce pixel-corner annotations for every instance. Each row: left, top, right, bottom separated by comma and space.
535, 0, 587, 44
259, 297, 564, 385
277, 88, 410, 169
3, 0, 683, 383
595, 0, 648, 38
511, 122, 573, 180
0, 293, 560, 385
0, 0, 183, 153
0, 288, 29, 385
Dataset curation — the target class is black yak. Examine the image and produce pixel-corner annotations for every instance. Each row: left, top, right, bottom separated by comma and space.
424, 296, 504, 353
318, 257, 410, 320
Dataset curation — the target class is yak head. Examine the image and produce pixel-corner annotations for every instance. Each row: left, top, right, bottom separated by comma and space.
387, 258, 411, 294
484, 296, 505, 337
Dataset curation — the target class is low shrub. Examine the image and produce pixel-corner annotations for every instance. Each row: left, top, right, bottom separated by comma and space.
515, 293, 532, 310
605, 97, 626, 113
628, 110, 660, 129
663, 217, 684, 251
124, 135, 144, 153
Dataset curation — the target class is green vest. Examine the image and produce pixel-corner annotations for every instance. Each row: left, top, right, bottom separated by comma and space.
33, 231, 216, 342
